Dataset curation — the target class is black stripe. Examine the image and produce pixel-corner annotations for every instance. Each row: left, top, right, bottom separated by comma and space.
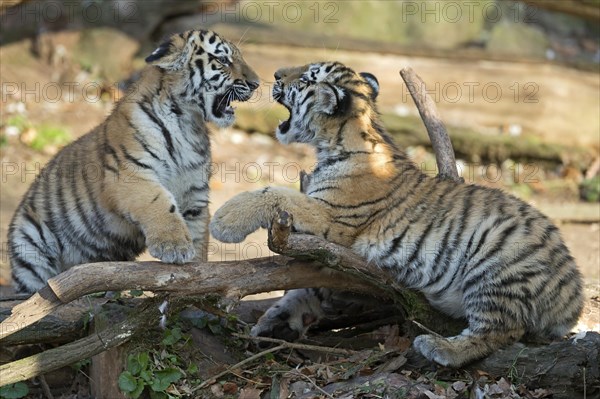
56, 174, 103, 258
183, 208, 203, 218
133, 133, 161, 161
185, 183, 209, 195
10, 273, 27, 293
12, 255, 46, 283
463, 223, 519, 287
404, 220, 435, 266
139, 102, 177, 165
41, 168, 64, 253
120, 144, 153, 170
301, 90, 315, 105
22, 212, 47, 245
423, 218, 456, 290
170, 98, 183, 116
308, 185, 340, 196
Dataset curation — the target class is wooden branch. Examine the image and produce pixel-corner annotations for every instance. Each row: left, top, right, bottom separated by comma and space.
0, 257, 378, 342
400, 67, 463, 182
0, 298, 159, 386
0, 297, 108, 346
470, 332, 600, 395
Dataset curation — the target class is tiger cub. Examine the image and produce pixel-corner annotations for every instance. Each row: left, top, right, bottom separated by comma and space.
209, 61, 584, 367
8, 29, 259, 294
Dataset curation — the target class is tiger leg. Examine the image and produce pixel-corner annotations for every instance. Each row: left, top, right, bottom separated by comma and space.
8, 206, 65, 294
413, 327, 525, 368
183, 206, 210, 262
210, 187, 331, 244
102, 179, 195, 264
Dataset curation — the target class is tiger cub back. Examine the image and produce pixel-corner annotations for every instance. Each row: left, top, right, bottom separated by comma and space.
9, 29, 259, 294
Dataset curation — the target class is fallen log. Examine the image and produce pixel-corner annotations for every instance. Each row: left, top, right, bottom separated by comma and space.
0, 257, 379, 342
0, 297, 109, 346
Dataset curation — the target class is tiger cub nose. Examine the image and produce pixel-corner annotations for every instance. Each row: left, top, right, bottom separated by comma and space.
246, 80, 259, 90
274, 71, 282, 80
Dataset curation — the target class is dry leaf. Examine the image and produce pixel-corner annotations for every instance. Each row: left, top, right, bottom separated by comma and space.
210, 383, 224, 398
376, 355, 407, 373
451, 381, 467, 392
239, 387, 263, 399
222, 381, 238, 395
422, 389, 445, 399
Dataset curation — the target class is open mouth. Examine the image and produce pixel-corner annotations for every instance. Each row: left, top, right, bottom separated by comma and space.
212, 93, 236, 118
277, 104, 291, 134
274, 94, 292, 134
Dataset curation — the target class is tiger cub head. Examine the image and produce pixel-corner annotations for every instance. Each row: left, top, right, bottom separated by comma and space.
145, 29, 260, 127
272, 61, 379, 144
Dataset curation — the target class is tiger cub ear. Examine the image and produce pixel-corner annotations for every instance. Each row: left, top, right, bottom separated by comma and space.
359, 72, 379, 100
315, 83, 347, 115
145, 33, 189, 71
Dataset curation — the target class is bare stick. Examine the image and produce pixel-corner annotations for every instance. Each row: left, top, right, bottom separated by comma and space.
400, 67, 463, 182
232, 333, 357, 356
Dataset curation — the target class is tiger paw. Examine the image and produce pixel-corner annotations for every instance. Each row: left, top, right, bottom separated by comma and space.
147, 225, 195, 264
210, 192, 267, 243
413, 334, 454, 367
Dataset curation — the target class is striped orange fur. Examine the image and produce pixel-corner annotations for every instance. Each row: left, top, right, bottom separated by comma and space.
9, 29, 259, 294
210, 61, 584, 367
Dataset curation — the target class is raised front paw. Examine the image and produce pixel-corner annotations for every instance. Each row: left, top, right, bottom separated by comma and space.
210, 192, 267, 243
147, 222, 195, 264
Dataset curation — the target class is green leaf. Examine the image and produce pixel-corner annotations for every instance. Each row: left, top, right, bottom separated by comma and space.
129, 289, 144, 297
150, 377, 169, 392
149, 391, 168, 399
150, 368, 182, 391
118, 371, 138, 393
129, 381, 145, 399
187, 363, 198, 375
161, 327, 182, 346
0, 382, 29, 399
127, 355, 142, 376
140, 369, 153, 383
207, 321, 222, 335
138, 352, 150, 370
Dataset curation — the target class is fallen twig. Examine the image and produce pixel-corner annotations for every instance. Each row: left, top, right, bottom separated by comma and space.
194, 344, 287, 391
233, 333, 358, 356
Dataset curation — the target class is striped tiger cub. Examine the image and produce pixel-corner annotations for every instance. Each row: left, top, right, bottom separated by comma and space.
210, 61, 584, 367
8, 29, 259, 294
